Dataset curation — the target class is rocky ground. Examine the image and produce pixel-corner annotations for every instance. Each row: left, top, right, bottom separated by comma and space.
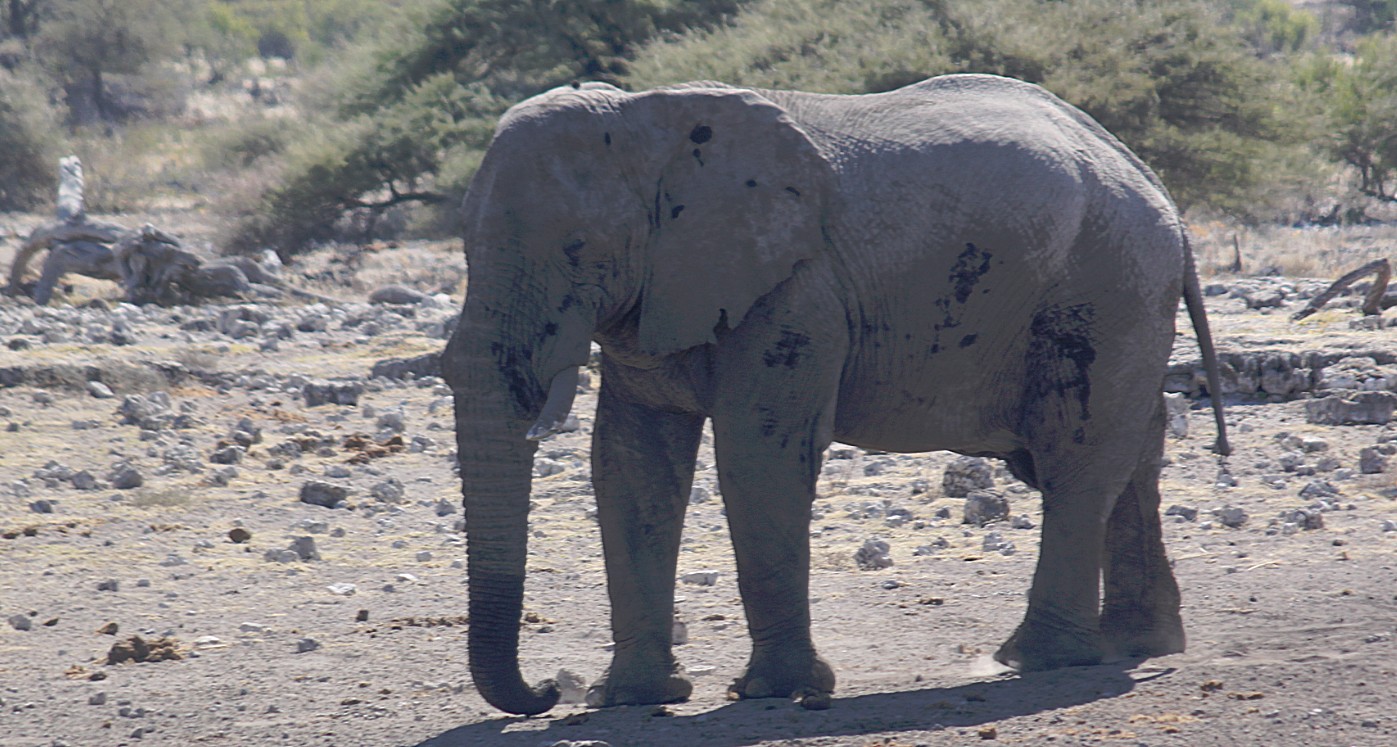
0, 232, 1395, 747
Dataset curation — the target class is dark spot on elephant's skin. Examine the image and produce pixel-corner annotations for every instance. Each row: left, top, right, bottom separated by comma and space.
671, 205, 685, 220
563, 239, 585, 267
785, 186, 802, 197
689, 124, 713, 144
928, 344, 941, 355
932, 297, 961, 331
756, 406, 779, 437
762, 329, 811, 369
1027, 303, 1097, 423
951, 243, 993, 304
959, 334, 978, 348
542, 322, 558, 337
900, 389, 928, 407
604, 132, 612, 146
557, 294, 577, 313
692, 148, 704, 166
1072, 427, 1086, 444
487, 343, 539, 414
746, 179, 758, 188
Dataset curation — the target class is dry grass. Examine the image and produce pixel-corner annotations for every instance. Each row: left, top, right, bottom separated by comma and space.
1192, 220, 1397, 280
129, 488, 196, 509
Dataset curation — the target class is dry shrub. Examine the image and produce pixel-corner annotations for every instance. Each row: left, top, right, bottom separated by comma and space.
0, 70, 62, 211
1194, 221, 1397, 280
70, 124, 211, 213
130, 489, 193, 509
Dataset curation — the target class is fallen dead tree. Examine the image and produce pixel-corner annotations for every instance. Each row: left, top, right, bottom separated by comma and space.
6, 157, 126, 304
6, 157, 339, 306
1290, 258, 1393, 321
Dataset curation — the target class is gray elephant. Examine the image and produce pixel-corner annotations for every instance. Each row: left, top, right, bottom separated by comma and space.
443, 73, 1229, 716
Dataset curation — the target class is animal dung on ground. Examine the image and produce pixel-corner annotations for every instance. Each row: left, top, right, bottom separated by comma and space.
105, 635, 183, 665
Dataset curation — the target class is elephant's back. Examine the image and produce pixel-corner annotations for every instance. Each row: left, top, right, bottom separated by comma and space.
775, 74, 1173, 218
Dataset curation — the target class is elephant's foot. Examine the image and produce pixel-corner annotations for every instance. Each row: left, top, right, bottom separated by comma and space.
585, 663, 692, 708
994, 612, 1103, 672
727, 647, 835, 701
1099, 606, 1185, 660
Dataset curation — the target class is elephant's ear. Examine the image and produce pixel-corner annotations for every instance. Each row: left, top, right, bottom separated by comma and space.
625, 88, 834, 357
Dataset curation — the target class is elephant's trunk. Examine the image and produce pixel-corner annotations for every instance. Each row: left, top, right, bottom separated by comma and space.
450, 335, 561, 715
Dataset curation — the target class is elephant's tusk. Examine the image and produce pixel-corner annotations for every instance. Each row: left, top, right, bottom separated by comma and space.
526, 367, 579, 441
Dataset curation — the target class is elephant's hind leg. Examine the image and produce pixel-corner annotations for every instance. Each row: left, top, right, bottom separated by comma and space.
995, 305, 1163, 671
586, 376, 704, 708
993, 460, 1122, 672
1100, 399, 1184, 659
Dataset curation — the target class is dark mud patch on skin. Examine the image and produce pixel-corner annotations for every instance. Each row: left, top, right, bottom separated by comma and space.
1026, 303, 1097, 422
763, 329, 812, 369
950, 243, 993, 304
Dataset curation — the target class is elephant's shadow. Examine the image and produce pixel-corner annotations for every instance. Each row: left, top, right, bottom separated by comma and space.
415, 663, 1160, 747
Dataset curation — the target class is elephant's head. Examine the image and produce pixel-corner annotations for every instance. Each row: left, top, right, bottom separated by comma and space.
446, 82, 834, 714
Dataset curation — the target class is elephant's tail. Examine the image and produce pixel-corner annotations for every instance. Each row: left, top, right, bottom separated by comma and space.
1182, 236, 1231, 456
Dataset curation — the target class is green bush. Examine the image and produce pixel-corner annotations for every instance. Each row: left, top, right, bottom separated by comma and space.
631, 0, 1298, 217
1338, 1, 1397, 35
227, 73, 506, 253
33, 0, 185, 124
231, 0, 741, 255
204, 115, 295, 169
226, 0, 1346, 249
0, 70, 62, 212
202, 0, 418, 65
1228, 0, 1320, 56
625, 0, 952, 93
1301, 32, 1397, 204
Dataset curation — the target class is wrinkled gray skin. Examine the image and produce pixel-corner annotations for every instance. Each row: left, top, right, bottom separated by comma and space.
444, 74, 1230, 716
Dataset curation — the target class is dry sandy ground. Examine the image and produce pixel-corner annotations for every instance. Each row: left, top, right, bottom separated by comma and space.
0, 234, 1394, 747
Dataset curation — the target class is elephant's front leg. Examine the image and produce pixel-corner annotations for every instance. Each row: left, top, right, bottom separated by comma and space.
713, 402, 836, 701
586, 378, 704, 708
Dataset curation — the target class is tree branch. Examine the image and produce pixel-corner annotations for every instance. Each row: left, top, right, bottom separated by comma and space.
1291, 259, 1392, 320
344, 186, 447, 210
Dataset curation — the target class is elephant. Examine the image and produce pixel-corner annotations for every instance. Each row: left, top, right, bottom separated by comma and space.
443, 73, 1230, 716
